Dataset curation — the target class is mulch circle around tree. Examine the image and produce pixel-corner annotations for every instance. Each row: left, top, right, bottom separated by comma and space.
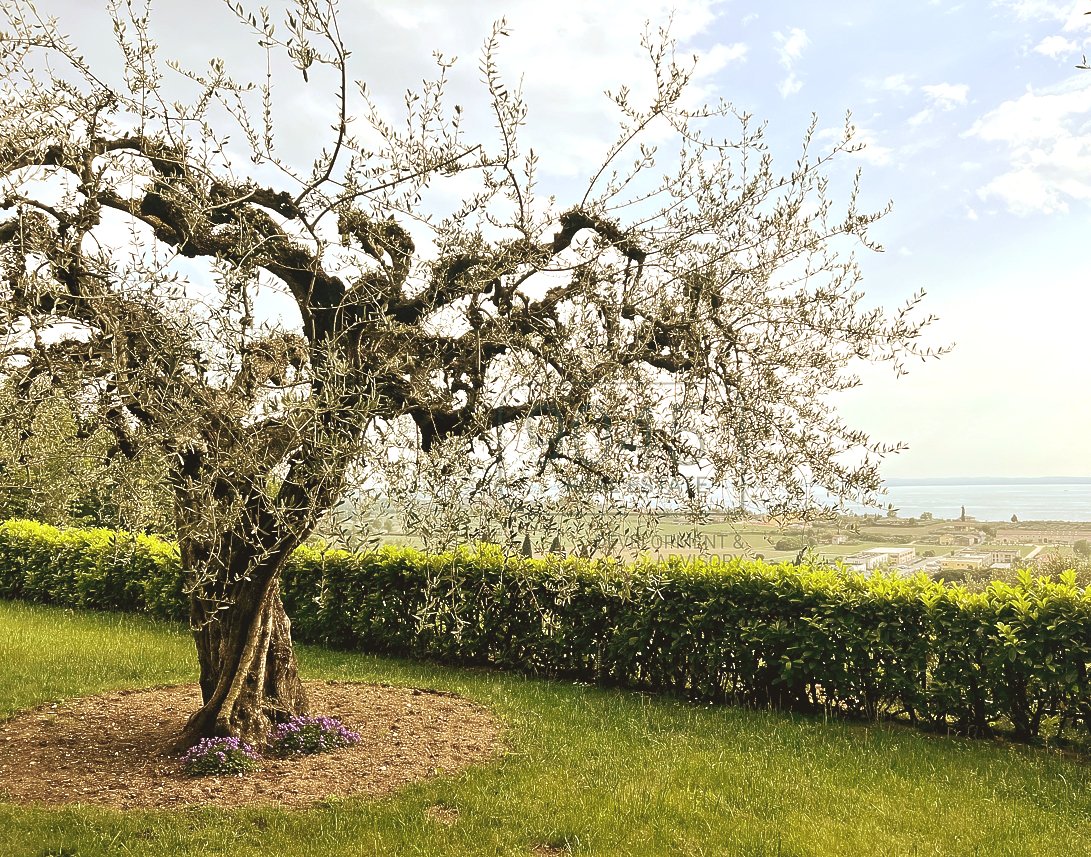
0, 681, 502, 809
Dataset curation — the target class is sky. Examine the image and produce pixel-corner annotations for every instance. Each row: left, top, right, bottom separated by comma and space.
21, 0, 1091, 480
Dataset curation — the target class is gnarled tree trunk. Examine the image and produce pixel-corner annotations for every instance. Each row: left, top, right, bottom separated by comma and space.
177, 530, 310, 748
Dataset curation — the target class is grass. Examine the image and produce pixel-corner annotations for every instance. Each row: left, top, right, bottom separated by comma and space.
1, 601, 1090, 856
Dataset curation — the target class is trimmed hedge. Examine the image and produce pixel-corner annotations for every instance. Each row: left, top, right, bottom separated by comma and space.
3, 519, 1090, 741
0, 519, 185, 619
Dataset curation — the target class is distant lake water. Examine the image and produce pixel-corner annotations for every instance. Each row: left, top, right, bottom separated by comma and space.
862, 482, 1091, 522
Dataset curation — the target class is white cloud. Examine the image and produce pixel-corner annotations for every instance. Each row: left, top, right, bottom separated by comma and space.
966, 75, 1091, 214
695, 41, 749, 77
993, 0, 1072, 22
773, 27, 809, 98
922, 82, 970, 109
977, 169, 1068, 214
851, 126, 893, 166
1063, 2, 1091, 30
52, 0, 729, 185
348, 0, 731, 178
1034, 35, 1080, 57
908, 109, 933, 126
994, 0, 1091, 29
818, 121, 893, 166
775, 27, 809, 64
906, 82, 969, 127
880, 74, 914, 94
968, 77, 1091, 145
778, 72, 803, 98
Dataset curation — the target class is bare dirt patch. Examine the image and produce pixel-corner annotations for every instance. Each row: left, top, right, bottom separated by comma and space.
0, 681, 502, 809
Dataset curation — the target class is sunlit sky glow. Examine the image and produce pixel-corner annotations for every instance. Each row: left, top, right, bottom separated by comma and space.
33, 0, 1091, 479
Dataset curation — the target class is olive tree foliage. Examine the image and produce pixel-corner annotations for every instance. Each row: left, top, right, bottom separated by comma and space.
0, 380, 172, 530
0, 0, 940, 741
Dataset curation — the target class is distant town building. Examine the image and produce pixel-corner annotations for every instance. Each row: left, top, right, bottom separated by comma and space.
842, 546, 916, 572
938, 533, 983, 546
939, 553, 992, 572
939, 548, 1022, 573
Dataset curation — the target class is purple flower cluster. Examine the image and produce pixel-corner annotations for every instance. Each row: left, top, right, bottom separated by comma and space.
266, 714, 361, 757
178, 713, 359, 775
181, 736, 261, 777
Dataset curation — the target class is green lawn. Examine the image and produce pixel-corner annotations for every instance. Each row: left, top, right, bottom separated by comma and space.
1, 601, 1090, 856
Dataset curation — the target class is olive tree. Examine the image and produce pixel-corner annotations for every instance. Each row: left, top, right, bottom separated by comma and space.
0, 0, 940, 744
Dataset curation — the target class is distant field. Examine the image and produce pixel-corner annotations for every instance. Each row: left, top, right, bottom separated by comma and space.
371, 514, 1053, 567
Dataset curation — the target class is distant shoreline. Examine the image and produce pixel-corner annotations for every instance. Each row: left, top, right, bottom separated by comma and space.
860, 479, 1091, 523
